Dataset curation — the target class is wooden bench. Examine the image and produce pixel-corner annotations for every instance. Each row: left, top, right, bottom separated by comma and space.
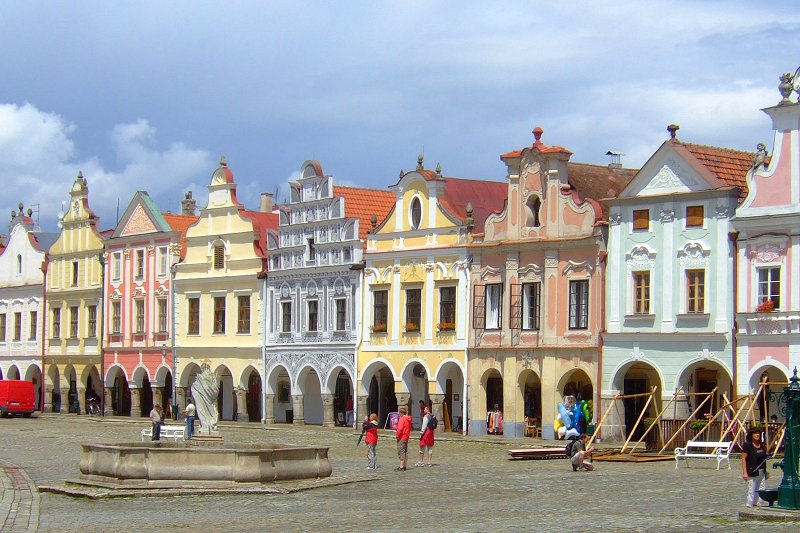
141, 424, 186, 442
674, 440, 732, 470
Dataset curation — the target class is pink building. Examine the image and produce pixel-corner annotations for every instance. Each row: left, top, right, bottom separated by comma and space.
733, 71, 800, 415
103, 191, 197, 417
468, 128, 635, 438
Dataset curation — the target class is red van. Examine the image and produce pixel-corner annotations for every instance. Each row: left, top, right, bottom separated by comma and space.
0, 380, 36, 417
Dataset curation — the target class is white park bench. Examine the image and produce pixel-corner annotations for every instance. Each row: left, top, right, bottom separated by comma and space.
674, 440, 732, 470
141, 424, 186, 442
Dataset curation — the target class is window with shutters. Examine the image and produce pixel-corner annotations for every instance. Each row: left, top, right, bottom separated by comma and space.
213, 244, 225, 270
405, 288, 421, 332
307, 300, 318, 332
686, 269, 705, 313
188, 298, 200, 335
135, 300, 145, 333
633, 272, 650, 314
111, 301, 121, 334
372, 290, 388, 332
69, 306, 79, 338
29, 311, 37, 340
686, 205, 704, 228
472, 284, 486, 330
522, 283, 541, 330
52, 308, 61, 339
485, 284, 503, 330
509, 284, 522, 331
568, 280, 589, 330
335, 299, 347, 331
213, 296, 226, 334
87, 305, 97, 338
632, 209, 650, 232
237, 295, 250, 334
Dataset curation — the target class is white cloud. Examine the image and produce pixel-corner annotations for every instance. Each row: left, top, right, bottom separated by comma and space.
0, 102, 214, 232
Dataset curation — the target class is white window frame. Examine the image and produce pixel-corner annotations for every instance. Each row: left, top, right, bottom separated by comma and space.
112, 252, 122, 281
756, 264, 782, 310
485, 283, 502, 330
157, 246, 169, 277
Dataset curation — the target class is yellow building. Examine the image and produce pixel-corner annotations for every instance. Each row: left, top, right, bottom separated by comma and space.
357, 157, 506, 431
173, 158, 277, 421
43, 172, 106, 414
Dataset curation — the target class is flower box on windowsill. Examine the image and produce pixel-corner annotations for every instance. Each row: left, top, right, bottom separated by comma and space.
153, 331, 169, 341
404, 323, 420, 333
437, 322, 456, 332
370, 324, 387, 334
756, 300, 775, 313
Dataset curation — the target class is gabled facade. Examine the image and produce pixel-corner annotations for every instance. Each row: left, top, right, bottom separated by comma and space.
264, 160, 395, 426
733, 74, 800, 410
358, 156, 507, 431
102, 191, 197, 417
173, 158, 277, 422
0, 203, 59, 409
43, 173, 106, 414
468, 128, 635, 438
602, 130, 752, 440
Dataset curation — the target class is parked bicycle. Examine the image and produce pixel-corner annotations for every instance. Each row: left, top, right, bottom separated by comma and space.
86, 400, 101, 416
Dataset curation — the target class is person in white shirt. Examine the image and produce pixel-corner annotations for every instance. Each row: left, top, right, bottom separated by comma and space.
183, 400, 196, 439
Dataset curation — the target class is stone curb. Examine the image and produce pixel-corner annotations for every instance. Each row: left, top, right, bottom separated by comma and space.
738, 507, 800, 521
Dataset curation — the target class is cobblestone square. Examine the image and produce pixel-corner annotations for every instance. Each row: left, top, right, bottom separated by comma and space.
0, 416, 793, 532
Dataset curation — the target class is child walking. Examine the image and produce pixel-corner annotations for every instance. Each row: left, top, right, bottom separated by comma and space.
364, 413, 379, 470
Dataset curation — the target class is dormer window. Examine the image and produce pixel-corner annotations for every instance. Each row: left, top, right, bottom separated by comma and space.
213, 243, 225, 270
16, 254, 22, 275
71, 261, 79, 286
410, 197, 422, 230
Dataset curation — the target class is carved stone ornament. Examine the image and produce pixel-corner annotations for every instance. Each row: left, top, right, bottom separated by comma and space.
625, 246, 656, 272
281, 285, 290, 298
643, 160, 697, 192
753, 244, 785, 264
715, 206, 731, 219
562, 260, 594, 276
544, 257, 559, 268
307, 283, 317, 297
518, 264, 542, 280
609, 213, 622, 226
677, 242, 710, 269
660, 209, 675, 223
521, 154, 541, 179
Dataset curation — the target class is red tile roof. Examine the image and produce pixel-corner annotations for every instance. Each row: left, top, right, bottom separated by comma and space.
567, 162, 638, 218
437, 176, 508, 230
241, 210, 279, 263
500, 127, 573, 160
673, 141, 753, 198
333, 185, 396, 244
163, 213, 200, 260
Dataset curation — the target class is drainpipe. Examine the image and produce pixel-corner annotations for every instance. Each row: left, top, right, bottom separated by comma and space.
40, 254, 49, 412
260, 271, 267, 424
98, 252, 106, 416
729, 231, 739, 398
170, 263, 178, 420
597, 251, 607, 431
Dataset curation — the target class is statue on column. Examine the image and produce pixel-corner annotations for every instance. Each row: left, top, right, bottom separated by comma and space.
191, 365, 220, 434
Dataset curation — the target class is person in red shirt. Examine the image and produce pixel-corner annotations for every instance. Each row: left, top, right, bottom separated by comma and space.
364, 413, 379, 470
395, 406, 412, 471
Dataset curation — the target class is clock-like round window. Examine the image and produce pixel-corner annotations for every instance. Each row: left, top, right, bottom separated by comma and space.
410, 197, 422, 230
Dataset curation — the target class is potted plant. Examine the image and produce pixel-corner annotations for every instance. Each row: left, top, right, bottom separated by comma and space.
755, 299, 775, 313
437, 321, 456, 331
405, 322, 419, 333
370, 323, 387, 333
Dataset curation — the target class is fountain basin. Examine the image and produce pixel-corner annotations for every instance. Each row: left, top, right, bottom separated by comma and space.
759, 488, 780, 507
79, 442, 331, 487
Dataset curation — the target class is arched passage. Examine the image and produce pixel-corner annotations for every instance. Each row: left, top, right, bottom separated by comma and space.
24, 365, 42, 412
64, 365, 78, 413
241, 366, 262, 422
401, 360, 430, 428
518, 369, 541, 436
267, 364, 292, 423
326, 367, 353, 427
676, 360, 732, 419
47, 365, 60, 413
435, 360, 464, 433
612, 361, 662, 439
297, 366, 323, 425
106, 366, 131, 416
750, 364, 789, 422
361, 361, 396, 428
7, 365, 20, 380
481, 368, 503, 435
132, 366, 153, 417
214, 365, 235, 421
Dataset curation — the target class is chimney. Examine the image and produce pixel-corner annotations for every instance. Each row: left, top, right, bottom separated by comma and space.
606, 150, 623, 169
260, 192, 274, 213
181, 190, 197, 216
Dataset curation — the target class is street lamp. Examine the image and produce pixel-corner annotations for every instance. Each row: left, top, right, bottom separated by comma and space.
161, 343, 167, 416
170, 262, 178, 420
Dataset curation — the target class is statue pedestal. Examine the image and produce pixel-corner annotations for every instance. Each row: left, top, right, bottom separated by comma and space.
190, 434, 224, 446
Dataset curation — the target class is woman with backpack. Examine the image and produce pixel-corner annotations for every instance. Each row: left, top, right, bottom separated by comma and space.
416, 405, 436, 467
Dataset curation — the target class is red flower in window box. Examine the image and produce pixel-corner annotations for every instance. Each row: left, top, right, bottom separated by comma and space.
755, 299, 775, 313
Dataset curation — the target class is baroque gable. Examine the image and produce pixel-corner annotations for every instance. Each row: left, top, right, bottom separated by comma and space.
120, 204, 158, 236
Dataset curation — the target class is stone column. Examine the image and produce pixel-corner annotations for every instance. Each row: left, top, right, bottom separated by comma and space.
130, 388, 142, 418
430, 394, 445, 427
357, 395, 368, 424
44, 386, 54, 413
59, 387, 70, 414
292, 394, 305, 425
321, 393, 335, 427
176, 386, 187, 416
235, 387, 247, 422
153, 388, 164, 409
264, 394, 275, 424
396, 392, 411, 416
104, 387, 113, 416
77, 387, 86, 415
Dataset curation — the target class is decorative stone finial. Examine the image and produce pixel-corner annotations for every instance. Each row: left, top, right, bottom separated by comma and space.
532, 127, 543, 144
667, 124, 680, 140
416, 154, 424, 171
465, 202, 474, 232
26, 208, 32, 217
18, 202, 23, 211
220, 155, 228, 167
370, 214, 377, 229
185, 191, 193, 199
435, 162, 442, 176
752, 143, 768, 169
779, 72, 794, 105
399, 170, 405, 179
11, 210, 16, 219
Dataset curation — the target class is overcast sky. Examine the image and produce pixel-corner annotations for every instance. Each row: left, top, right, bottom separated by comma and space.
1, 1, 798, 232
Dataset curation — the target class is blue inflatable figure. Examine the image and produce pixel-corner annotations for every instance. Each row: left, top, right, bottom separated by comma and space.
556, 395, 581, 439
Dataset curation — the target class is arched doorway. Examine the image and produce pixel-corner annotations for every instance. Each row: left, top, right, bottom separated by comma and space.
215, 366, 234, 421
47, 365, 60, 413
676, 360, 732, 419
750, 364, 789, 422
613, 362, 662, 439
298, 366, 323, 425
361, 361, 396, 428
25, 365, 43, 412
133, 367, 154, 417
267, 365, 292, 423
7, 365, 20, 380
243, 367, 262, 422
107, 366, 131, 416
401, 361, 429, 428
65, 366, 78, 413
328, 368, 353, 427
518, 369, 541, 436
435, 360, 465, 433
481, 368, 503, 435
